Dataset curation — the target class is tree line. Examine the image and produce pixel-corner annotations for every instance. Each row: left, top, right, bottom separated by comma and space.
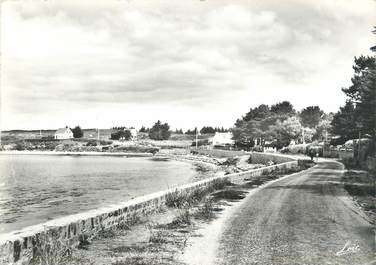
232, 101, 332, 150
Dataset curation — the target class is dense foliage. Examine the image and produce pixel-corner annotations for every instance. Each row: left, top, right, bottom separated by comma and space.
331, 55, 376, 146
149, 120, 171, 140
110, 129, 132, 140
200, 126, 216, 134
300, 106, 324, 128
232, 101, 332, 150
72, 126, 83, 138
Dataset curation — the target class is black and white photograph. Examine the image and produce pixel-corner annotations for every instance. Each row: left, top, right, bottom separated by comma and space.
0, 0, 375, 264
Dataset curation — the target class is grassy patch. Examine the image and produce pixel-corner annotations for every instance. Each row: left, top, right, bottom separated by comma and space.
211, 190, 248, 201
343, 170, 376, 219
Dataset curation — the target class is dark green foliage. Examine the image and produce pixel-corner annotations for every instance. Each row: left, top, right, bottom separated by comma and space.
332, 55, 376, 155
185, 128, 197, 135
148, 120, 171, 140
232, 101, 301, 150
299, 106, 324, 128
110, 130, 132, 140
86, 140, 97, 146
270, 101, 295, 116
71, 126, 83, 138
200, 126, 215, 134
15, 141, 26, 151
331, 102, 358, 141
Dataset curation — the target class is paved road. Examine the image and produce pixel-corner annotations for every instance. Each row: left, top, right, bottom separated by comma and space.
217, 161, 375, 265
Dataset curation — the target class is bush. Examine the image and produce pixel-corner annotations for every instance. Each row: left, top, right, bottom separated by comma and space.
86, 140, 97, 146
219, 157, 239, 166
149, 120, 171, 140
99, 140, 112, 145
114, 145, 159, 154
251, 146, 263, 152
15, 142, 26, 151
72, 126, 83, 138
110, 130, 132, 140
280, 144, 308, 154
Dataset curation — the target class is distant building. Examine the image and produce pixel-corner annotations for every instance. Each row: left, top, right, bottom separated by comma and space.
129, 128, 138, 139
211, 132, 234, 147
54, 126, 73, 140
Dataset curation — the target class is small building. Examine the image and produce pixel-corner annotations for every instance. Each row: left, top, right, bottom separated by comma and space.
212, 132, 234, 147
54, 126, 73, 140
129, 128, 137, 139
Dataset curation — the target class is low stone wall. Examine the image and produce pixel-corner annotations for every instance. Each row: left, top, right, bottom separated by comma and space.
0, 159, 297, 264
227, 160, 297, 184
192, 149, 248, 158
249, 152, 296, 164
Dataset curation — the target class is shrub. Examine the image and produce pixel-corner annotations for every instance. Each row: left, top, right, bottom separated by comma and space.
86, 140, 97, 146
99, 140, 113, 145
71, 126, 83, 138
15, 142, 26, 151
110, 130, 132, 141
114, 145, 159, 154
149, 120, 171, 140
219, 157, 239, 166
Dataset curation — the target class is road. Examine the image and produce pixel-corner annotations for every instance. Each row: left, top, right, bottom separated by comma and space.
216, 160, 375, 265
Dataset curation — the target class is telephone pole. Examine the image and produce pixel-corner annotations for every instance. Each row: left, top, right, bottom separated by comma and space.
195, 127, 199, 149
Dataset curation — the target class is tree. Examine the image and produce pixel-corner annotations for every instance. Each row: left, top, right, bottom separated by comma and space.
299, 106, 324, 128
342, 56, 376, 141
185, 128, 197, 135
313, 114, 333, 141
270, 101, 295, 116
139, 126, 147, 133
149, 120, 171, 140
243, 104, 270, 122
72, 126, 83, 138
110, 129, 132, 140
200, 126, 215, 134
331, 101, 358, 143
269, 116, 302, 149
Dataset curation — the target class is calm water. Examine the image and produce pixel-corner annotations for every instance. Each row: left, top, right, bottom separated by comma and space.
0, 154, 203, 234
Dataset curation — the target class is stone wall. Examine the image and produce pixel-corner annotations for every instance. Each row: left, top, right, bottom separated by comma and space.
249, 152, 296, 164
0, 158, 297, 264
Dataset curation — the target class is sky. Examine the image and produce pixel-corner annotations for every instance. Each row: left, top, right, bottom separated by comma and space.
1, 0, 375, 130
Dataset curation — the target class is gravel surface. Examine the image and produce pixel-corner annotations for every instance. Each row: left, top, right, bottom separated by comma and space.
217, 160, 374, 265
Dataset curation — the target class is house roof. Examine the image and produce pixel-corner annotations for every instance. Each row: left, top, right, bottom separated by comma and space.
55, 127, 71, 134
212, 132, 234, 144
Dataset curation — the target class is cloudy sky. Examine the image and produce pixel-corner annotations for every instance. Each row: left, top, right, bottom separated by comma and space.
1, 0, 375, 130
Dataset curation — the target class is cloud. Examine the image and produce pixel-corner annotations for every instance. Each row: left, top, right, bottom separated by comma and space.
1, 0, 375, 130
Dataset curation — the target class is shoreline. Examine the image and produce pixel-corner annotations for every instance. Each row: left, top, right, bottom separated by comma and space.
0, 151, 223, 238
0, 150, 153, 157
0, 154, 298, 263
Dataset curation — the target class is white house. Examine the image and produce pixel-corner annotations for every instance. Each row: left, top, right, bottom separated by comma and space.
129, 128, 137, 139
54, 127, 73, 140
212, 132, 235, 147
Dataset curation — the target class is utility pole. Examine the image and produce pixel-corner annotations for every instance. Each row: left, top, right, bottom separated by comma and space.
358, 130, 361, 163
195, 127, 198, 149
97, 128, 100, 141
325, 130, 328, 142
302, 128, 305, 144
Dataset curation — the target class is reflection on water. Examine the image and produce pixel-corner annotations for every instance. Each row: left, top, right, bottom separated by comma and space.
0, 154, 201, 234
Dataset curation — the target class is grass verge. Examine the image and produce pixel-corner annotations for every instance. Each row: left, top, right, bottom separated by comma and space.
342, 169, 376, 223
